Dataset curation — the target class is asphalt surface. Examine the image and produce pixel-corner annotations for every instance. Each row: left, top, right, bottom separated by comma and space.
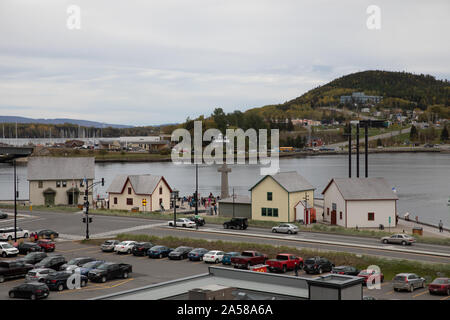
1, 209, 449, 264
0, 241, 447, 301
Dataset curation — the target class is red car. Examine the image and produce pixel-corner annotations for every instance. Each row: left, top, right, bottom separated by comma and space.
428, 278, 449, 295
357, 269, 384, 285
266, 254, 303, 273
36, 240, 55, 252
231, 251, 267, 269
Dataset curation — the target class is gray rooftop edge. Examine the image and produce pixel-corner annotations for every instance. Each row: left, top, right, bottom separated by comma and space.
322, 177, 399, 200
249, 171, 316, 193
27, 157, 95, 181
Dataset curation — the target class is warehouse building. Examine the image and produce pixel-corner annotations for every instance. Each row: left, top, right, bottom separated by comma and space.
218, 195, 251, 218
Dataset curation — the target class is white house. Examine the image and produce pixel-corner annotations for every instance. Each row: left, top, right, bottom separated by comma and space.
107, 174, 172, 212
322, 178, 398, 228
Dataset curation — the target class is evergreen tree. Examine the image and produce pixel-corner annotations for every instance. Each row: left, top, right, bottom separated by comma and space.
441, 126, 449, 142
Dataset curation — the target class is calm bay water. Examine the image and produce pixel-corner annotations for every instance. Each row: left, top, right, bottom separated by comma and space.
0, 153, 449, 226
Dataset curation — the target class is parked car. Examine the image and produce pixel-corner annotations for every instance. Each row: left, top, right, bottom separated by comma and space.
0, 261, 34, 283
0, 227, 30, 241
168, 218, 196, 228
25, 268, 55, 283
15, 242, 42, 254
9, 282, 49, 300
0, 243, 19, 257
60, 257, 96, 272
428, 278, 450, 295
45, 271, 88, 291
203, 250, 226, 264
223, 217, 248, 230
381, 234, 416, 246
188, 216, 205, 226
222, 252, 240, 265
132, 242, 154, 256
303, 257, 334, 274
0, 211, 8, 219
393, 273, 425, 292
148, 246, 173, 259
78, 260, 106, 276
266, 254, 303, 273
231, 251, 267, 269
100, 240, 120, 252
168, 246, 194, 260
357, 269, 384, 285
36, 239, 56, 252
188, 248, 209, 261
17, 252, 47, 265
36, 229, 59, 239
271, 224, 299, 234
114, 241, 137, 254
87, 262, 132, 283
35, 255, 67, 271
331, 266, 360, 276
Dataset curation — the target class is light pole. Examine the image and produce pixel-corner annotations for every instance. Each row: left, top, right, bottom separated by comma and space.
195, 163, 198, 216
83, 177, 104, 239
171, 190, 179, 227
13, 159, 17, 242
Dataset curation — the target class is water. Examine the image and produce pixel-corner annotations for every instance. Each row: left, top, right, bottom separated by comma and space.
0, 153, 449, 226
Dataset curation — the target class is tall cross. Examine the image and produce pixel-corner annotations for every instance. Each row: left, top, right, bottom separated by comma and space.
218, 163, 231, 199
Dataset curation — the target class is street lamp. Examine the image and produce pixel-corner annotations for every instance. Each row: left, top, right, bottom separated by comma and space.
171, 190, 179, 227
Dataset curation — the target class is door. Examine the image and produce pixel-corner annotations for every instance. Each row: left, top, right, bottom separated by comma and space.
305, 209, 309, 225
331, 210, 337, 225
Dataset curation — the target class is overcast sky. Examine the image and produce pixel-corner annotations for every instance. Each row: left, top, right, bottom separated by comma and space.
0, 0, 449, 126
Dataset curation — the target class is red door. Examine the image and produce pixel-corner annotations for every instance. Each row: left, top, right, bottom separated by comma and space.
331, 210, 337, 225
305, 209, 309, 225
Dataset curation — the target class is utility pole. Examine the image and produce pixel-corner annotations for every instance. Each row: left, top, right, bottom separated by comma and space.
195, 164, 198, 216
13, 159, 17, 242
356, 123, 360, 178
348, 123, 352, 178
232, 188, 235, 218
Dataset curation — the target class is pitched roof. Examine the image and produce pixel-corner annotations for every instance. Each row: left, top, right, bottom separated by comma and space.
107, 174, 171, 195
322, 177, 398, 200
27, 157, 95, 181
249, 171, 315, 193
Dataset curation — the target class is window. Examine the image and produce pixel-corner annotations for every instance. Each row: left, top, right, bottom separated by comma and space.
339, 211, 342, 220
114, 197, 118, 205
159, 187, 163, 195
56, 181, 61, 188
267, 192, 272, 201
126, 198, 133, 206
261, 208, 267, 216
159, 198, 163, 204
128, 187, 132, 195
62, 181, 67, 188
267, 208, 273, 217
38, 181, 43, 188
368, 212, 375, 221
273, 208, 278, 217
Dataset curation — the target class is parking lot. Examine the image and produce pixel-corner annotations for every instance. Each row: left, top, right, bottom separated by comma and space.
0, 240, 448, 300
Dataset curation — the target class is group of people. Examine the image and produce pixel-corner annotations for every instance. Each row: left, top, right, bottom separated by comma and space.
182, 193, 219, 215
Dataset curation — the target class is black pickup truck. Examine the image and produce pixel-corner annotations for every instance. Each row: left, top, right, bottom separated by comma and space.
87, 262, 132, 283
0, 261, 34, 283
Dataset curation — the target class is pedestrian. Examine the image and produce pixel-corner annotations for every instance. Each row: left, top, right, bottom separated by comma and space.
294, 262, 299, 277
34, 232, 38, 241
439, 220, 444, 233
214, 203, 217, 215
195, 221, 199, 230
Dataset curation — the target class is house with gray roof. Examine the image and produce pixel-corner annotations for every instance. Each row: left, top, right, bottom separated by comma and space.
249, 171, 315, 223
322, 177, 398, 228
27, 157, 95, 206
107, 174, 172, 212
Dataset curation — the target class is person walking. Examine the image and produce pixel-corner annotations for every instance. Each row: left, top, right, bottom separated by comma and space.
294, 262, 299, 277
439, 220, 444, 233
213, 203, 217, 215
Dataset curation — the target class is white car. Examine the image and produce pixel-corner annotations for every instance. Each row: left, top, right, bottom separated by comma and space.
0, 243, 19, 257
0, 227, 30, 241
114, 241, 137, 254
168, 218, 196, 228
203, 250, 226, 264
25, 268, 54, 283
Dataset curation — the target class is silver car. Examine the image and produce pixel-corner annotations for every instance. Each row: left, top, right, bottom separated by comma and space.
381, 234, 415, 246
393, 273, 425, 292
100, 240, 120, 252
272, 224, 299, 234
26, 268, 55, 283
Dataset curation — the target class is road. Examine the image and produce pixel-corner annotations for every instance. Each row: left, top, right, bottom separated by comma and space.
329, 127, 411, 149
1, 209, 449, 264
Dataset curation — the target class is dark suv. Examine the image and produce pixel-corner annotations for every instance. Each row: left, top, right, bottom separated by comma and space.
223, 217, 248, 230
17, 252, 47, 265
35, 255, 67, 271
303, 257, 334, 274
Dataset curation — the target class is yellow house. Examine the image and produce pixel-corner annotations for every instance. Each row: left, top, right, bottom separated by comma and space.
249, 171, 315, 222
107, 174, 172, 212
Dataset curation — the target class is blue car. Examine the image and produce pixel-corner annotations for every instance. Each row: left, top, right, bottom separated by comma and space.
78, 260, 106, 276
222, 252, 240, 265
148, 245, 173, 259
188, 248, 209, 261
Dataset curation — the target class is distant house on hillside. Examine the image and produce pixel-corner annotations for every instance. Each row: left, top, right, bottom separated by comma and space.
322, 178, 398, 228
107, 174, 172, 212
340, 92, 383, 105
27, 157, 95, 206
